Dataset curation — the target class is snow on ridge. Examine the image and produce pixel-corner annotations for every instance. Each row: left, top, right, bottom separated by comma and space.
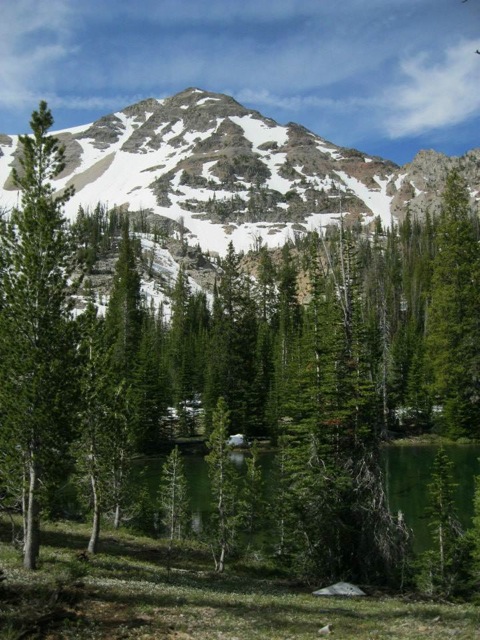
137, 234, 208, 318
154, 122, 171, 137
183, 126, 216, 145
229, 115, 288, 149
114, 111, 142, 144
334, 170, 393, 226
263, 153, 292, 194
54, 122, 92, 136
197, 97, 221, 106
394, 173, 407, 190
202, 160, 221, 183
162, 119, 184, 144
317, 141, 343, 160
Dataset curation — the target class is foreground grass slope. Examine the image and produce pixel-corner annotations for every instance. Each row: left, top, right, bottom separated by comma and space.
0, 520, 479, 639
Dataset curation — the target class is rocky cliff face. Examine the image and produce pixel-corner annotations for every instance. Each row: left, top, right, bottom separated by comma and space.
0, 88, 479, 257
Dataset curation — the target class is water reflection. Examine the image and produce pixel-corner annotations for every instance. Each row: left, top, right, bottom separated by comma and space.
135, 443, 480, 553
228, 451, 246, 468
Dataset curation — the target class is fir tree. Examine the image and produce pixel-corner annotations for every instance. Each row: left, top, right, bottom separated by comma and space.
426, 171, 480, 438
160, 445, 189, 574
417, 447, 465, 596
204, 243, 258, 435
104, 218, 143, 384
0, 102, 77, 569
168, 266, 208, 436
75, 298, 117, 553
131, 306, 166, 452
205, 397, 239, 572
238, 440, 264, 540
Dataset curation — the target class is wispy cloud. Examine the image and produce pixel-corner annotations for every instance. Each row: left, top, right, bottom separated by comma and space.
0, 0, 74, 108
235, 89, 375, 113
385, 39, 480, 138
1, 0, 479, 162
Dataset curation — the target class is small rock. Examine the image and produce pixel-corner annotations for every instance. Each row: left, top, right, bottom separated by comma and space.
319, 623, 333, 635
312, 582, 366, 597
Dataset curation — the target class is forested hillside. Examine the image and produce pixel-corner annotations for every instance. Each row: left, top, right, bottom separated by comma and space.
2, 104, 480, 612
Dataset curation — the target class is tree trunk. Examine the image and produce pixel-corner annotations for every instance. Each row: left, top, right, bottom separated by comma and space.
23, 459, 40, 570
88, 475, 101, 554
114, 502, 121, 530
218, 540, 226, 573
22, 468, 28, 552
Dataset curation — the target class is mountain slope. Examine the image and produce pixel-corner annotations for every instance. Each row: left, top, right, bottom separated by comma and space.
0, 88, 479, 257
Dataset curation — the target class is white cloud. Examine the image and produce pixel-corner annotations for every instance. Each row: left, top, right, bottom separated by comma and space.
234, 88, 375, 113
385, 39, 480, 138
0, 0, 74, 108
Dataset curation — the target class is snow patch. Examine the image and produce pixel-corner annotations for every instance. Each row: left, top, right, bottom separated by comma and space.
197, 97, 221, 106
334, 170, 393, 226
317, 142, 343, 160
229, 115, 288, 149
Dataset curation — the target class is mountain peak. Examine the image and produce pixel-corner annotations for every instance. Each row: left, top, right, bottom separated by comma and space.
0, 89, 478, 257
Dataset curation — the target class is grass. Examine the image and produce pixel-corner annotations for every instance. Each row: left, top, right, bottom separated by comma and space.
1, 519, 479, 639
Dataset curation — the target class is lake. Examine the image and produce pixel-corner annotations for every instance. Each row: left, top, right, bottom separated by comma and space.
135, 443, 480, 552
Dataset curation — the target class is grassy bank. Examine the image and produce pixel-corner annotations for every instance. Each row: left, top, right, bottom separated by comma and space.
0, 520, 479, 639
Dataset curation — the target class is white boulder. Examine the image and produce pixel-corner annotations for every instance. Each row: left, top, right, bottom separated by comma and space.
312, 582, 366, 597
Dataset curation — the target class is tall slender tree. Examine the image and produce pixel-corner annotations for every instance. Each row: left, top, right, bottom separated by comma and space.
417, 447, 465, 596
160, 445, 189, 574
205, 398, 239, 572
104, 219, 143, 384
426, 171, 480, 438
0, 102, 77, 569
204, 243, 258, 435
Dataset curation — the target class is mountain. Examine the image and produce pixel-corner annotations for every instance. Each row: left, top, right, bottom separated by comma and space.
2, 88, 478, 260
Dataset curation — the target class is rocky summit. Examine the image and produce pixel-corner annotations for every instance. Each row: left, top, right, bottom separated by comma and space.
0, 87, 479, 257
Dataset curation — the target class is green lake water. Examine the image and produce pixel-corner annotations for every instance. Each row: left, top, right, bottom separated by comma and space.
135, 444, 480, 552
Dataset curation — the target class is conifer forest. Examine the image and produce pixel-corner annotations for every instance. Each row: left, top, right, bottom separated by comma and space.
2, 103, 480, 602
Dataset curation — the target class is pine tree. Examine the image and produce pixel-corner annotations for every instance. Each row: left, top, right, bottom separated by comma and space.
160, 445, 189, 574
417, 447, 465, 596
75, 299, 117, 553
278, 227, 409, 585
204, 243, 258, 436
269, 243, 301, 433
205, 397, 239, 572
104, 219, 143, 384
131, 306, 166, 452
0, 102, 77, 569
426, 171, 480, 439
239, 440, 264, 540
168, 266, 208, 436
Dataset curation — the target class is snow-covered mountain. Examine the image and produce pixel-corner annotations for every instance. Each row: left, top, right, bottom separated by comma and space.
2, 88, 478, 260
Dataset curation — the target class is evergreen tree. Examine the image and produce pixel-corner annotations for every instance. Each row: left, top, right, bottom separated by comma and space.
426, 171, 480, 438
131, 306, 166, 452
205, 397, 239, 572
269, 243, 301, 434
238, 440, 264, 540
417, 447, 465, 596
104, 219, 143, 384
0, 102, 77, 569
204, 243, 258, 435
169, 265, 192, 431
160, 445, 189, 574
75, 298, 118, 553
254, 246, 277, 323
168, 267, 208, 435
279, 227, 409, 585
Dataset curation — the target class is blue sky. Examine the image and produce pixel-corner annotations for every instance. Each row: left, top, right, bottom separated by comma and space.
1, 0, 479, 165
